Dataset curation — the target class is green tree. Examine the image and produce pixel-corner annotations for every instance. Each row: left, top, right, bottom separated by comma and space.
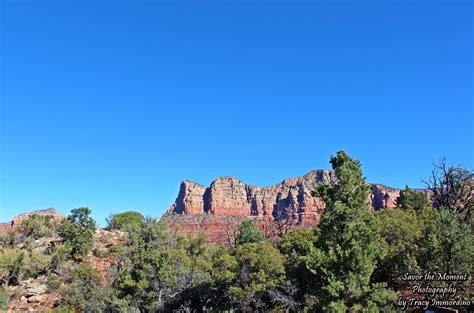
227, 242, 287, 310
279, 227, 318, 305
438, 208, 474, 275
409, 207, 473, 299
236, 220, 266, 245
106, 211, 144, 231
375, 208, 423, 285
414, 207, 442, 273
58, 207, 96, 258
112, 218, 194, 311
305, 151, 396, 311
396, 186, 430, 211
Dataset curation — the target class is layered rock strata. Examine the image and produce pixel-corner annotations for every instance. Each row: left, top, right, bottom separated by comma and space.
162, 170, 402, 242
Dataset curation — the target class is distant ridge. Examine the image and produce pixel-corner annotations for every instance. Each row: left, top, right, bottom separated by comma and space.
0, 208, 62, 231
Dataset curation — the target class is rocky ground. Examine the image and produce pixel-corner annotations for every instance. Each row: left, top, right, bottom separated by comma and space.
0, 225, 123, 312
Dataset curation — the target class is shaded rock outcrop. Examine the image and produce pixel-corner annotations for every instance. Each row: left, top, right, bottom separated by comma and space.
370, 184, 401, 210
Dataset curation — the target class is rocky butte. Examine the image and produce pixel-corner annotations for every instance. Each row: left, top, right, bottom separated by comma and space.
0, 208, 62, 231
161, 170, 401, 244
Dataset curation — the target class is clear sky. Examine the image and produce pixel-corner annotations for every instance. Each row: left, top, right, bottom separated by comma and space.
1, 0, 472, 225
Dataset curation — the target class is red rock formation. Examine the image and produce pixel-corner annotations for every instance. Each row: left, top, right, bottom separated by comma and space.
370, 184, 401, 210
0, 208, 62, 232
161, 170, 405, 243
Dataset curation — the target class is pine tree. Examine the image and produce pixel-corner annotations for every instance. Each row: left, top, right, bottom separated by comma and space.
305, 151, 396, 311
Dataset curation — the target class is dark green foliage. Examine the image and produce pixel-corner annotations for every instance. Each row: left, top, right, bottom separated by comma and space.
416, 207, 473, 298
0, 283, 9, 310
396, 186, 430, 211
415, 206, 443, 273
107, 211, 144, 231
306, 151, 396, 311
111, 218, 190, 311
438, 208, 474, 275
58, 207, 96, 258
279, 227, 317, 272
376, 205, 474, 300
278, 227, 318, 303
376, 208, 423, 284
236, 220, 266, 245
226, 242, 287, 310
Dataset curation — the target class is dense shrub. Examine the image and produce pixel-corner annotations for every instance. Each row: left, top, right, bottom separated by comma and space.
19, 214, 55, 240
106, 211, 144, 230
47, 274, 62, 291
57, 264, 109, 312
0, 249, 26, 282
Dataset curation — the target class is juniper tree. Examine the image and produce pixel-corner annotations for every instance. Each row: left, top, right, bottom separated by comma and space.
58, 207, 96, 258
305, 151, 396, 311
235, 220, 266, 245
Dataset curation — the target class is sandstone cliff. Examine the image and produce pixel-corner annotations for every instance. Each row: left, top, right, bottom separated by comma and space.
167, 170, 334, 223
162, 170, 402, 242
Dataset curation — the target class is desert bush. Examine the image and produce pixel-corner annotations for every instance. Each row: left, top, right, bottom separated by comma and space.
106, 211, 144, 231
92, 247, 108, 258
58, 264, 106, 311
24, 251, 52, 278
50, 243, 73, 271
20, 214, 55, 240
0, 228, 22, 248
0, 248, 26, 281
47, 274, 62, 291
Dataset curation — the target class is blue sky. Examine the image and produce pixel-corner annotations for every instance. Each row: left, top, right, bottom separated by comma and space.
1, 0, 472, 225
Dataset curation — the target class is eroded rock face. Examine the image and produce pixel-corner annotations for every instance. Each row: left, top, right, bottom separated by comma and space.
370, 184, 401, 210
162, 170, 404, 243
171, 181, 208, 215
164, 170, 335, 222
